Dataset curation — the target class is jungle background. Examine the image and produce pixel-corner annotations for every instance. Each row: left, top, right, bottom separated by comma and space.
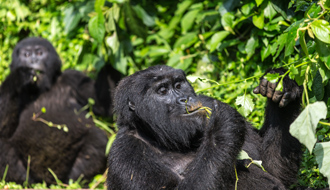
1, 0, 330, 189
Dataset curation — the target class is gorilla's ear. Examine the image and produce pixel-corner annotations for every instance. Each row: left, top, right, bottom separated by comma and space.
128, 101, 135, 111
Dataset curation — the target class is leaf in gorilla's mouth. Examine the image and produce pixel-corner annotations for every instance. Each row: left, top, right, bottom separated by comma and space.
184, 101, 212, 118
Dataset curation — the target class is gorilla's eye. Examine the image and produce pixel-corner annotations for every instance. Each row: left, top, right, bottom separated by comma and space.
175, 83, 181, 89
158, 87, 168, 95
25, 52, 31, 57
37, 51, 43, 56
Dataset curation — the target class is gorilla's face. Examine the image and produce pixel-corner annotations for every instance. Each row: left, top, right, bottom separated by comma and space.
18, 45, 48, 73
124, 66, 208, 150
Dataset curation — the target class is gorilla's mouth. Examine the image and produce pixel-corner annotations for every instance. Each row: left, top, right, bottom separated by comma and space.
184, 102, 203, 115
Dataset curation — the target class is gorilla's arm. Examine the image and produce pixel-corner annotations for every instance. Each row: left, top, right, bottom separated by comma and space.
254, 68, 302, 187
62, 65, 120, 117
0, 67, 38, 137
107, 129, 180, 190
178, 99, 246, 189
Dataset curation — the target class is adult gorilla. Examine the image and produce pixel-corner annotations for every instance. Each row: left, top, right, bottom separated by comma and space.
107, 65, 302, 190
0, 37, 121, 184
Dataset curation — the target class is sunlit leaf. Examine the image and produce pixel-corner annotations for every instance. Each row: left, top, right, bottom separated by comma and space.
252, 12, 264, 29
181, 9, 200, 34
209, 31, 230, 52
88, 12, 105, 43
264, 73, 280, 83
314, 142, 330, 185
289, 102, 327, 153
237, 150, 251, 160
311, 20, 330, 44
236, 94, 255, 117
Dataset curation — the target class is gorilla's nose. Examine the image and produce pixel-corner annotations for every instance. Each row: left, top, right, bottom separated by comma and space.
177, 96, 192, 105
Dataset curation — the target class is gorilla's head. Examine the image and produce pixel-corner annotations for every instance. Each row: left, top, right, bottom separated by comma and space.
11, 37, 62, 91
114, 65, 209, 151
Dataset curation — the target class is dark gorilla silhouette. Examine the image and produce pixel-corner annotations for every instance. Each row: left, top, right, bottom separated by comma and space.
107, 65, 302, 190
0, 37, 121, 184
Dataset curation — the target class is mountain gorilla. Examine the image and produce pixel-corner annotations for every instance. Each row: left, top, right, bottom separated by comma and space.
107, 65, 302, 190
0, 37, 121, 184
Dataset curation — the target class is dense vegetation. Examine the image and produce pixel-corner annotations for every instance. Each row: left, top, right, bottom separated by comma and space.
1, 0, 330, 189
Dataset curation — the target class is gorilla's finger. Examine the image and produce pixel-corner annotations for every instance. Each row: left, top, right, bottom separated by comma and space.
272, 91, 283, 103
266, 82, 277, 99
253, 86, 260, 94
279, 92, 292, 108
259, 79, 268, 96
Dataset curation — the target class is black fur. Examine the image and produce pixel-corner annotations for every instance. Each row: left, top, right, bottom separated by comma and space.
0, 37, 120, 184
107, 65, 303, 190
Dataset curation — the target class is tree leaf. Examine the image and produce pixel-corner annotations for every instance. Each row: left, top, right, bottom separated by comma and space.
264, 73, 280, 83
299, 30, 309, 56
236, 94, 255, 117
289, 101, 327, 153
285, 19, 304, 57
94, 0, 105, 14
245, 35, 259, 59
312, 71, 324, 101
270, 0, 288, 19
181, 9, 200, 34
173, 32, 198, 49
310, 20, 330, 44
255, 0, 264, 7
221, 12, 235, 34
315, 38, 330, 69
209, 31, 230, 52
132, 5, 155, 27
88, 12, 105, 43
252, 11, 264, 29
237, 150, 251, 160
314, 142, 330, 185
263, 1, 277, 21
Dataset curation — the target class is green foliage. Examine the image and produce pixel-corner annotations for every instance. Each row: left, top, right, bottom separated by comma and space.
1, 0, 330, 188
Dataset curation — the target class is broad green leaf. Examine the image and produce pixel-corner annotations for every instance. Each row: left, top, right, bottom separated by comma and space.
181, 9, 200, 34
289, 101, 327, 153
305, 3, 321, 18
314, 142, 330, 185
289, 65, 299, 80
148, 46, 170, 57
310, 20, 330, 44
237, 150, 251, 160
319, 62, 330, 83
236, 94, 255, 117
261, 43, 271, 61
264, 73, 280, 83
173, 32, 198, 49
255, 0, 264, 7
221, 12, 235, 34
209, 31, 230, 52
64, 6, 82, 34
325, 0, 330, 10
132, 5, 155, 27
270, 0, 288, 19
106, 32, 120, 54
241, 2, 255, 15
245, 35, 259, 59
312, 71, 324, 101
273, 33, 288, 61
315, 38, 330, 69
123, 3, 148, 39
275, 79, 283, 91
88, 12, 105, 43
252, 11, 265, 29
285, 19, 304, 57
264, 1, 277, 21
95, 0, 105, 13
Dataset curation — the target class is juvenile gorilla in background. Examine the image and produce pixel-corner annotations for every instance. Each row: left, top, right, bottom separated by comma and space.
107, 65, 302, 190
0, 37, 121, 184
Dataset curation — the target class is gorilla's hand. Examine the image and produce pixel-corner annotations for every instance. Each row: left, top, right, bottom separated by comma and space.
253, 68, 302, 108
13, 67, 38, 92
